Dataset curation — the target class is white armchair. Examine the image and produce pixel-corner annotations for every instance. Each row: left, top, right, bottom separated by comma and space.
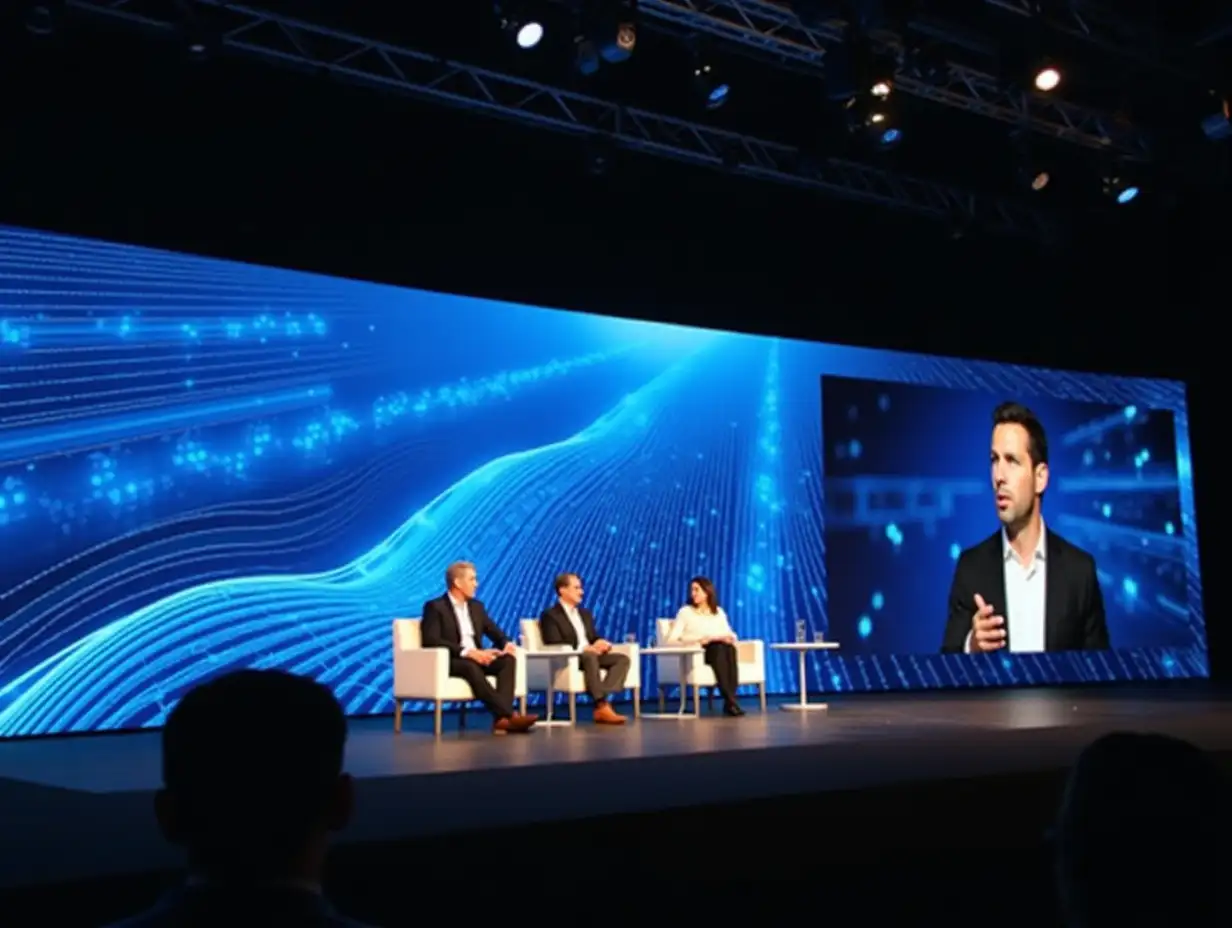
654, 618, 767, 714
519, 619, 641, 722
392, 618, 528, 737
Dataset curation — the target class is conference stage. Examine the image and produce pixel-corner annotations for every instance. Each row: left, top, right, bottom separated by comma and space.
1, 684, 1230, 891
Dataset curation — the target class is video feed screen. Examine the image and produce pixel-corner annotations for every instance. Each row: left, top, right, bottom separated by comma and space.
822, 375, 1203, 676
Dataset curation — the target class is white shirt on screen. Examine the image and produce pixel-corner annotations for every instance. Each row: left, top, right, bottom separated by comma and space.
450, 592, 478, 654
561, 600, 590, 648
666, 606, 736, 645
966, 525, 1047, 654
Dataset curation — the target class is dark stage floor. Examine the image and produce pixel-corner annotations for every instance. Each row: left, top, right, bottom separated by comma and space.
2, 686, 1229, 888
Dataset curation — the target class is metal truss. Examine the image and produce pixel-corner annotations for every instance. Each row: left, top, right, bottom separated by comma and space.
64, 0, 1051, 239
635, 0, 1149, 158
984, 0, 1191, 78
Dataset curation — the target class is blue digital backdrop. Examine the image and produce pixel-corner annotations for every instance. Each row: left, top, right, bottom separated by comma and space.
0, 225, 1206, 737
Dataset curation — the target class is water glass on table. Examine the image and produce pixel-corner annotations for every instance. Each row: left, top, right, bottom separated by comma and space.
795, 620, 807, 643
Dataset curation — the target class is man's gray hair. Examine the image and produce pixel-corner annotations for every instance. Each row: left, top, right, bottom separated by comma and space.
445, 561, 476, 590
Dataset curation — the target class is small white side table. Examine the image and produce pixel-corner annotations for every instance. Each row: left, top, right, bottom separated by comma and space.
524, 649, 584, 726
770, 641, 841, 711
640, 646, 704, 719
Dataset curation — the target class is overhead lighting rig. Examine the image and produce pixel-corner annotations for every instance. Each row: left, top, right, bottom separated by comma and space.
61, 0, 1052, 241
574, 0, 638, 76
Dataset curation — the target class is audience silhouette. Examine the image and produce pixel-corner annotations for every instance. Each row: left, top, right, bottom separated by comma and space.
1053, 731, 1229, 928
105, 669, 373, 926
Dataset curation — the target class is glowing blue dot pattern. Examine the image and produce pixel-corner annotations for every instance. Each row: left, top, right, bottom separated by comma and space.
0, 225, 1207, 737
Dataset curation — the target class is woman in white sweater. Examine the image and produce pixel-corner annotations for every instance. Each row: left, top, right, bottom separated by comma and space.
665, 576, 745, 716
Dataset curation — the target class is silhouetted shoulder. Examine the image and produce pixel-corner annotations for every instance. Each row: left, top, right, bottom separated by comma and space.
103, 889, 378, 927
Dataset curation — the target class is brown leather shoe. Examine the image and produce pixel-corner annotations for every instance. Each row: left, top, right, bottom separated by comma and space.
593, 701, 626, 725
493, 713, 538, 735
506, 713, 537, 733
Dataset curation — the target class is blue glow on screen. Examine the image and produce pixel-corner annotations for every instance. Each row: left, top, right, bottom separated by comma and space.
822, 376, 1203, 683
0, 226, 1206, 736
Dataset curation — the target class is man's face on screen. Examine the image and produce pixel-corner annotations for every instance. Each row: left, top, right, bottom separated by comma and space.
990, 423, 1046, 527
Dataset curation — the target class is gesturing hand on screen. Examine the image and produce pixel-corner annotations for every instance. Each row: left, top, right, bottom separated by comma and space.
970, 594, 1006, 652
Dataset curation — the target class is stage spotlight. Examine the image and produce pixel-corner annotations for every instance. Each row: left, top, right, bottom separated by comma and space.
871, 80, 892, 99
593, 0, 637, 65
692, 59, 730, 111
1033, 65, 1062, 92
878, 126, 902, 148
573, 1, 636, 74
1031, 170, 1050, 191
495, 3, 544, 50
516, 21, 544, 48
1102, 172, 1140, 205
846, 96, 902, 150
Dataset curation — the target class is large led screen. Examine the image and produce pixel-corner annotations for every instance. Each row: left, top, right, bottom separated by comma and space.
0, 226, 1206, 736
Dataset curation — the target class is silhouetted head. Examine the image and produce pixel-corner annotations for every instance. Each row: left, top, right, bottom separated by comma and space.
1054, 731, 1228, 928
555, 572, 583, 607
155, 669, 352, 883
688, 576, 718, 612
990, 401, 1049, 532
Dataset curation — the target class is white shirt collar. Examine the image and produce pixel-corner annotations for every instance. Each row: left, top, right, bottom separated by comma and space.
1003, 520, 1047, 564
448, 591, 468, 609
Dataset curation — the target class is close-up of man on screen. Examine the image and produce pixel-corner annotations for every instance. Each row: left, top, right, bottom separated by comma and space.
941, 402, 1110, 655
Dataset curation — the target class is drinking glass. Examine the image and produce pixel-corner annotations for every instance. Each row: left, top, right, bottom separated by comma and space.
795, 620, 806, 643
813, 630, 825, 644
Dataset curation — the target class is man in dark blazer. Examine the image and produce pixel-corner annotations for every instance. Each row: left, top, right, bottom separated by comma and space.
421, 561, 537, 734
539, 572, 629, 724
941, 402, 1110, 654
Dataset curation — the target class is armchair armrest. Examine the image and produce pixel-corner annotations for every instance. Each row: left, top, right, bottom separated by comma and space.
736, 639, 764, 665
393, 647, 448, 698
611, 642, 640, 689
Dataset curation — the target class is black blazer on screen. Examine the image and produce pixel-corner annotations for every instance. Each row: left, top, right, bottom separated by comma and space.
941, 529, 1109, 654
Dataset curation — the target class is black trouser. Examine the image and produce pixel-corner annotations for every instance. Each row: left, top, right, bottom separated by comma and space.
704, 641, 739, 703
579, 650, 630, 701
449, 654, 516, 719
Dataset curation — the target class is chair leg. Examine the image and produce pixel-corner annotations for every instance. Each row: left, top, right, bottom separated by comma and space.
568, 691, 577, 723
759, 682, 767, 712
633, 686, 640, 718
459, 704, 467, 730
519, 695, 527, 715
433, 701, 443, 738
707, 689, 714, 710
693, 685, 701, 716
658, 688, 665, 712
394, 699, 403, 733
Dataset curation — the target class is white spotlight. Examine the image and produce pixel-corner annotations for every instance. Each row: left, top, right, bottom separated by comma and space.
516, 21, 544, 49
1034, 67, 1061, 92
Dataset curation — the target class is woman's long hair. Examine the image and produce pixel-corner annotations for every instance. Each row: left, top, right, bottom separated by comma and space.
688, 576, 719, 613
